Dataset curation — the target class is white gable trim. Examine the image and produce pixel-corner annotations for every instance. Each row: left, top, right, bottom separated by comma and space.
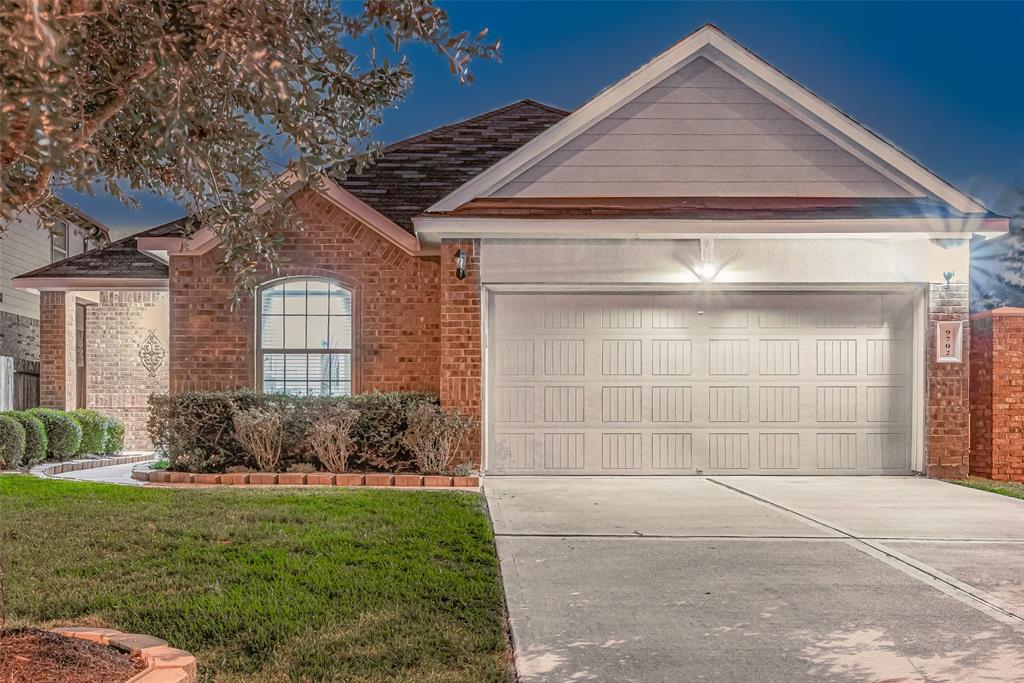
315, 177, 429, 256
429, 24, 988, 215
414, 214, 1007, 244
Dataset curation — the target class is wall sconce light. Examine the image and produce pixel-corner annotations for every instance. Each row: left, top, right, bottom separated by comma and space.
697, 238, 718, 282
454, 248, 468, 280
943, 270, 954, 285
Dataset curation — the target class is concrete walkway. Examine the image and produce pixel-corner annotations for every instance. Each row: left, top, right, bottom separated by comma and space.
486, 476, 1024, 682
49, 460, 146, 485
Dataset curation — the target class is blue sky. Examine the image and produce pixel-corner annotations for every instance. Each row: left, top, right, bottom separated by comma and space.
66, 1, 1024, 238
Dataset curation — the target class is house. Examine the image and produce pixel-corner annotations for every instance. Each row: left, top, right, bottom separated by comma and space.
0, 200, 108, 410
13, 25, 1008, 475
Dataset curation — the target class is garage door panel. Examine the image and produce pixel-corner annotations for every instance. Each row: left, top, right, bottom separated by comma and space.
489, 291, 916, 475
758, 432, 800, 470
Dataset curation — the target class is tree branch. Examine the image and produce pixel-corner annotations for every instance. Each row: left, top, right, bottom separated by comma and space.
6, 60, 157, 209
78, 61, 157, 145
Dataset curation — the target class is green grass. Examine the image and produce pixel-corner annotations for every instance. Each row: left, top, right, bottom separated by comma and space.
0, 476, 511, 682
946, 477, 1024, 500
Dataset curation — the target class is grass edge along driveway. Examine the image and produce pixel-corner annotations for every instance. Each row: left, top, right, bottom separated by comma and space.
0, 476, 513, 682
946, 477, 1024, 501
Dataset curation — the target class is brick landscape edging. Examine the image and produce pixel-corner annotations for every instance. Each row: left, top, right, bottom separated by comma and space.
132, 466, 480, 489
50, 627, 196, 682
35, 453, 154, 477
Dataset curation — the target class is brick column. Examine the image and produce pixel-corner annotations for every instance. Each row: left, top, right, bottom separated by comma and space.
926, 282, 970, 477
438, 240, 482, 469
39, 290, 77, 410
969, 308, 1024, 481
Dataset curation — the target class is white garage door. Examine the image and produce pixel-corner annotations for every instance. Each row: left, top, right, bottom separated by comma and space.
487, 291, 917, 475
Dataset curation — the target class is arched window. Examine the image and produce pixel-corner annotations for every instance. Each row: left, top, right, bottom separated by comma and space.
257, 278, 352, 396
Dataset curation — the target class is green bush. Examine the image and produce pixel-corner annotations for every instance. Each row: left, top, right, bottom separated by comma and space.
28, 408, 83, 461
3, 412, 47, 466
346, 391, 439, 471
0, 414, 26, 469
148, 390, 438, 473
103, 416, 125, 454
148, 389, 268, 472
70, 409, 109, 454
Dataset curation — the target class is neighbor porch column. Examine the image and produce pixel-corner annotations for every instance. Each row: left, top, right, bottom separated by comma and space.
39, 290, 78, 410
439, 239, 482, 470
926, 282, 970, 477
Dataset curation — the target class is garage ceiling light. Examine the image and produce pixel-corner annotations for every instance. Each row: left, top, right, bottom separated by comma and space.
697, 238, 719, 281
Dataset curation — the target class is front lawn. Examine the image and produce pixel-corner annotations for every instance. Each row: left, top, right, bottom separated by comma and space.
946, 477, 1024, 501
0, 476, 511, 682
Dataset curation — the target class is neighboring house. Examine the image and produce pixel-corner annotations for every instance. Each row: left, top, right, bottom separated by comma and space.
0, 200, 108, 409
13, 25, 1008, 476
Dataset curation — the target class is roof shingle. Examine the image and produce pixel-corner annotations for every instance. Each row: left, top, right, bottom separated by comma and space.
334, 99, 568, 233
14, 224, 171, 281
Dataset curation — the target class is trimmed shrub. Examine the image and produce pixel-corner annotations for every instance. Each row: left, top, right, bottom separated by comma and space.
402, 403, 474, 474
305, 404, 360, 473
232, 404, 287, 472
70, 409, 109, 454
0, 414, 27, 470
102, 417, 125, 454
28, 408, 83, 461
148, 390, 438, 473
3, 412, 47, 466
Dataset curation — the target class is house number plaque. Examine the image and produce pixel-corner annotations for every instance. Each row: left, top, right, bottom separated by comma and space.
936, 321, 963, 363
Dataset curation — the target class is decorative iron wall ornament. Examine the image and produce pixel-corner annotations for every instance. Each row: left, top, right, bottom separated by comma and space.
139, 329, 166, 377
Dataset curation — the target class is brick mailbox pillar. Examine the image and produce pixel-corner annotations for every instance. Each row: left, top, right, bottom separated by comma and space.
39, 290, 78, 410
927, 282, 970, 478
970, 307, 1024, 481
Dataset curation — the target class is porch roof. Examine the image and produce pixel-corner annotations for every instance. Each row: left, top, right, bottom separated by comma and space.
12, 223, 172, 291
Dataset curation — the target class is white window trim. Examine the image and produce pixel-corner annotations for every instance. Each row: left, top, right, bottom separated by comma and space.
255, 276, 355, 397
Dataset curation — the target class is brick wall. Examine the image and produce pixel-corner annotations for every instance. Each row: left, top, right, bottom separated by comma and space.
39, 290, 76, 409
0, 310, 40, 367
169, 190, 442, 395
969, 308, 1024, 481
439, 240, 482, 468
87, 291, 170, 449
926, 283, 970, 478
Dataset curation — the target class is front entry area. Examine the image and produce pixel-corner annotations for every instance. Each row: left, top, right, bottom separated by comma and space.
487, 290, 921, 475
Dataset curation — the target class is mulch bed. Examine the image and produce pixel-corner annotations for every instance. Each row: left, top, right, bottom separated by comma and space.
0, 628, 146, 683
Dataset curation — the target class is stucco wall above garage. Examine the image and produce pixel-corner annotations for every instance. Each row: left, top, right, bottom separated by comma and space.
480, 237, 970, 286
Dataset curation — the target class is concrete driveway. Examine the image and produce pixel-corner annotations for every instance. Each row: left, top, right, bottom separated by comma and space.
485, 477, 1024, 682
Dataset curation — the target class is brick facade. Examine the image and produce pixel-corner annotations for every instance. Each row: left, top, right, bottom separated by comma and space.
39, 290, 77, 410
969, 308, 1024, 481
167, 191, 482, 465
87, 291, 170, 449
439, 240, 482, 467
0, 310, 40, 368
169, 191, 443, 394
926, 283, 970, 478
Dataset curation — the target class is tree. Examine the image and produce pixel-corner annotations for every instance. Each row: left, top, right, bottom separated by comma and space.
973, 190, 1024, 310
0, 0, 498, 295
